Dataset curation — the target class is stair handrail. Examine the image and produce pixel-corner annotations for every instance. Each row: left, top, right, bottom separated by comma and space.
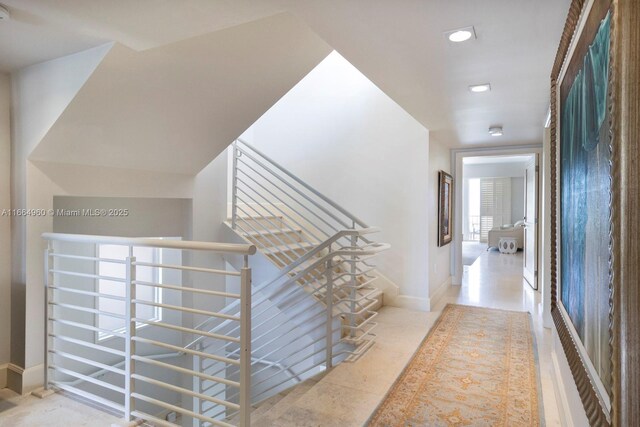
234, 139, 369, 229
187, 227, 386, 346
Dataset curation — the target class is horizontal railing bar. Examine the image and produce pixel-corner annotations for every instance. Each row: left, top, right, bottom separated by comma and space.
49, 349, 125, 376
49, 301, 126, 319
236, 151, 350, 230
132, 262, 241, 277
132, 355, 240, 388
48, 253, 127, 264
203, 318, 333, 382
233, 192, 310, 255
49, 334, 126, 357
236, 139, 369, 227
43, 232, 256, 255
50, 365, 125, 394
234, 212, 315, 259
209, 333, 339, 417
50, 318, 127, 338
198, 278, 324, 353
49, 269, 126, 282
132, 373, 241, 410
202, 305, 327, 374
132, 337, 240, 366
191, 228, 384, 335
131, 393, 234, 427
131, 299, 241, 322
51, 382, 125, 414
201, 291, 325, 359
132, 318, 240, 343
234, 166, 324, 243
235, 168, 330, 241
235, 164, 342, 236
133, 280, 241, 299
50, 285, 127, 301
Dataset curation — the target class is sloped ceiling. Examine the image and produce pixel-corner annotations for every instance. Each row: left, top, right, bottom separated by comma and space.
29, 13, 332, 174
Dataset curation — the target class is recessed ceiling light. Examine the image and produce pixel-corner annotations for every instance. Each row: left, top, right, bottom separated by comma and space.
0, 4, 10, 21
489, 126, 503, 137
469, 83, 491, 93
444, 26, 476, 43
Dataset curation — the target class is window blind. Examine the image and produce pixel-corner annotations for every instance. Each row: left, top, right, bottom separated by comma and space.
479, 178, 512, 242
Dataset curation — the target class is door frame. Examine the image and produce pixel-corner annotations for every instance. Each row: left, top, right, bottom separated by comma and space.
523, 154, 540, 290
450, 144, 543, 285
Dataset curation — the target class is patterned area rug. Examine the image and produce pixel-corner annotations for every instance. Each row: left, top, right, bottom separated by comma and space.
368, 304, 543, 427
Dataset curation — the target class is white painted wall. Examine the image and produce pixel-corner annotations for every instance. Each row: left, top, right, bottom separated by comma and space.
52, 196, 192, 239
9, 44, 197, 393
428, 140, 452, 303
463, 161, 527, 179
9, 44, 111, 380
0, 72, 11, 378
241, 52, 430, 306
552, 330, 591, 426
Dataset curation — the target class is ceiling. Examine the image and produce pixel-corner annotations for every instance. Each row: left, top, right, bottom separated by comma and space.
0, 0, 571, 148
31, 14, 332, 174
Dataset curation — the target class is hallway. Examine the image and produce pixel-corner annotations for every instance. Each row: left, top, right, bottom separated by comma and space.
434, 249, 561, 426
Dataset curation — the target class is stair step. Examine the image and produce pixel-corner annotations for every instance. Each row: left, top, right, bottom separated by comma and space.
243, 227, 305, 247
233, 215, 285, 230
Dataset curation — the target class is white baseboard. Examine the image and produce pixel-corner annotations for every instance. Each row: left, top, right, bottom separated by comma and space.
6, 363, 44, 395
384, 294, 431, 312
429, 276, 452, 310
370, 270, 400, 302
551, 350, 573, 427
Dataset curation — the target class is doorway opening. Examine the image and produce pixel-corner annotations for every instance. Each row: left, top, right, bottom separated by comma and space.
460, 154, 539, 290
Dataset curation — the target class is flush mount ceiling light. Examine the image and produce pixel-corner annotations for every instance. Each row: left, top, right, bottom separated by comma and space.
489, 126, 503, 137
444, 26, 476, 43
0, 4, 10, 21
469, 83, 491, 93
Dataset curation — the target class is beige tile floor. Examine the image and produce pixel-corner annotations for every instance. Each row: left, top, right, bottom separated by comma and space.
0, 248, 560, 426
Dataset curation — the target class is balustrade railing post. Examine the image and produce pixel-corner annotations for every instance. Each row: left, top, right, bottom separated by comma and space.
325, 251, 334, 369
124, 249, 136, 421
349, 235, 358, 338
231, 142, 239, 230
239, 255, 252, 427
43, 244, 53, 391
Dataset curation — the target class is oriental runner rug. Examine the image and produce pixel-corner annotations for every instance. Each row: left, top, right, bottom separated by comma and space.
368, 304, 543, 426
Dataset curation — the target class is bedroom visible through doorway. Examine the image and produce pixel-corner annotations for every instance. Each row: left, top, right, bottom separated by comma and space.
460, 155, 539, 290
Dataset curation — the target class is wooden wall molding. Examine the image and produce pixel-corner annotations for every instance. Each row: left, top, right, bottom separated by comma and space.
550, 0, 640, 425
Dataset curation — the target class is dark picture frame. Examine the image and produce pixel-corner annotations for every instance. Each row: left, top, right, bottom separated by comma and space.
437, 171, 453, 247
550, 0, 640, 425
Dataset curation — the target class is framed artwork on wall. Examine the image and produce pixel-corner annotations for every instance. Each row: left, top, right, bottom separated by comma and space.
550, 0, 640, 425
437, 171, 453, 247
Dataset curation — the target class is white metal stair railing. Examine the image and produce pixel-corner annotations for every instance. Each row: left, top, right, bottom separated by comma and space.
230, 139, 386, 343
187, 228, 389, 424
42, 232, 256, 427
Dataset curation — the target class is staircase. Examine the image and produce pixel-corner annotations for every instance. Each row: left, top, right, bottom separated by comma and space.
40, 139, 388, 427
187, 139, 389, 424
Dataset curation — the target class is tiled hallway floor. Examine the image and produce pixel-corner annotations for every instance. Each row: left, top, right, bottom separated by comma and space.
0, 248, 560, 426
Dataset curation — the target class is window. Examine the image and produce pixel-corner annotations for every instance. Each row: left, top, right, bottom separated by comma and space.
97, 244, 163, 341
479, 177, 512, 242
